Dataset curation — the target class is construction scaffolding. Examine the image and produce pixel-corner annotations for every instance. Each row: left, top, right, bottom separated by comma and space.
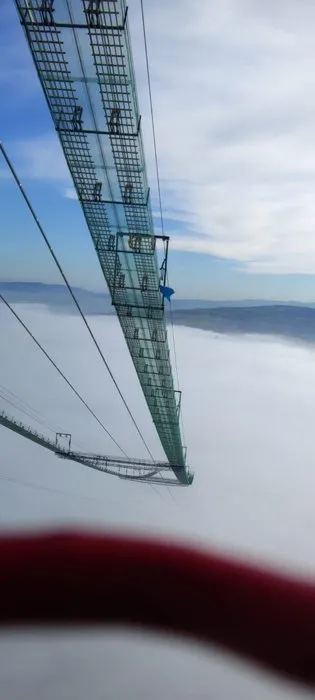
0, 410, 193, 485
15, 0, 191, 485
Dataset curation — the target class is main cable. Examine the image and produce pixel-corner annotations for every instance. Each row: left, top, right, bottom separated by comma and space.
0, 381, 69, 435
0, 143, 155, 461
0, 294, 127, 456
0, 473, 101, 503
140, 0, 164, 237
139, 5, 187, 449
0, 387, 56, 435
0, 384, 86, 452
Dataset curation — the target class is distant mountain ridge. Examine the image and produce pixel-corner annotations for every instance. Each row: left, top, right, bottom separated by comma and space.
171, 305, 315, 344
2, 281, 315, 344
1, 281, 313, 311
0, 281, 113, 315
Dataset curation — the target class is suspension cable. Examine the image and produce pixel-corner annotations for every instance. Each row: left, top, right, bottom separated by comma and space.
0, 383, 86, 452
139, 1, 186, 447
0, 381, 72, 434
0, 143, 155, 461
0, 294, 127, 456
168, 292, 186, 447
0, 385, 57, 435
140, 0, 164, 236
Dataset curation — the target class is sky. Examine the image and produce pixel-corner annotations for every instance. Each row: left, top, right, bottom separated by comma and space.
1, 305, 315, 697
3, 0, 315, 299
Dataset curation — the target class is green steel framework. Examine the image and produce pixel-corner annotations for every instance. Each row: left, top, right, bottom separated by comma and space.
15, 0, 193, 485
0, 410, 189, 485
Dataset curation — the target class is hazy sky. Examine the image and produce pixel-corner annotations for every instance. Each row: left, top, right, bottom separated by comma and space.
2, 0, 315, 299
1, 306, 315, 698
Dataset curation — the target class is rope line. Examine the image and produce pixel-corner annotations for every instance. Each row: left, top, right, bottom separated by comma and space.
0, 142, 154, 461
140, 0, 164, 236
0, 383, 86, 451
139, 2, 187, 448
0, 294, 127, 456
0, 389, 55, 435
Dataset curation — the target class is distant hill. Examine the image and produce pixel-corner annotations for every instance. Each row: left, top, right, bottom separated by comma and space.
0, 282, 113, 315
171, 305, 315, 343
2, 282, 315, 344
0, 281, 312, 313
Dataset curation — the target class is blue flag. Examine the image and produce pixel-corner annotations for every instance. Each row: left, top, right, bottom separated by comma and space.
160, 285, 175, 302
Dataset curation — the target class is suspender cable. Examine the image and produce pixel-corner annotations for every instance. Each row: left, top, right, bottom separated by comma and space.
0, 294, 127, 457
0, 143, 155, 461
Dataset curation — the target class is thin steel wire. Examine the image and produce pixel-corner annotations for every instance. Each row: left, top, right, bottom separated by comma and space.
0, 142, 154, 461
0, 293, 127, 456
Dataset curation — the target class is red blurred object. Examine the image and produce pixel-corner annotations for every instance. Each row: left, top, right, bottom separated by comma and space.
0, 531, 314, 686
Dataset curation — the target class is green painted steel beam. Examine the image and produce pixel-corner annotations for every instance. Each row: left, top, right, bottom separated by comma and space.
15, 0, 192, 485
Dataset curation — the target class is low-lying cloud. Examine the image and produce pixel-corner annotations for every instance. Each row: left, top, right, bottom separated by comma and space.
0, 305, 314, 698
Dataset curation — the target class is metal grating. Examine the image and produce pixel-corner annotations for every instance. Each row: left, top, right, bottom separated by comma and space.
15, 0, 192, 485
0, 409, 189, 485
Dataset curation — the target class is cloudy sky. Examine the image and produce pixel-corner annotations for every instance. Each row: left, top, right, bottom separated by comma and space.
1, 305, 315, 698
2, 0, 315, 299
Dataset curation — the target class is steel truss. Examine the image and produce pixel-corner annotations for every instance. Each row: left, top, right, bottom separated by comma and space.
14, 0, 191, 485
0, 410, 193, 485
